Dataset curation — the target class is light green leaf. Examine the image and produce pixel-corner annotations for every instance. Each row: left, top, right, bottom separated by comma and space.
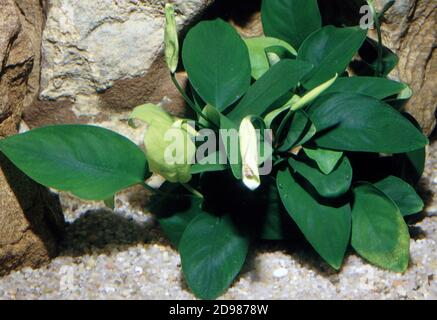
261, 0, 321, 49
277, 168, 351, 269
182, 19, 251, 111
179, 212, 249, 299
298, 26, 367, 89
0, 125, 148, 200
351, 183, 410, 272
374, 176, 424, 216
244, 36, 297, 79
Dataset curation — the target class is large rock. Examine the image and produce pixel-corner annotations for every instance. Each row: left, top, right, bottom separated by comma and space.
25, 0, 212, 126
0, 0, 64, 276
370, 0, 436, 135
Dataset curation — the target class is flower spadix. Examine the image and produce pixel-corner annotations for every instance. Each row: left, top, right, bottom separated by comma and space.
239, 116, 261, 191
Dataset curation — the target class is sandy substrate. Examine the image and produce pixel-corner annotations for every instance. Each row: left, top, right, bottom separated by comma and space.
0, 139, 436, 299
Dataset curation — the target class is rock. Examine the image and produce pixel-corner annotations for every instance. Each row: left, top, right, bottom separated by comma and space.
25, 0, 212, 127
369, 0, 436, 136
0, 0, 65, 276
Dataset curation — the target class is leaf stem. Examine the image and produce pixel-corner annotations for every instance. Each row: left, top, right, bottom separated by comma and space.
170, 73, 215, 127
368, 1, 383, 77
182, 183, 204, 199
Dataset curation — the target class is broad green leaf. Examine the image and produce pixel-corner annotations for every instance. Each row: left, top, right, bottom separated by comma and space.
0, 125, 148, 201
278, 110, 316, 152
289, 156, 352, 198
277, 168, 351, 269
298, 26, 367, 89
227, 59, 313, 124
322, 77, 407, 100
130, 104, 195, 183
158, 197, 204, 248
164, 3, 179, 73
303, 147, 343, 175
307, 93, 428, 153
375, 176, 424, 216
244, 36, 297, 79
182, 19, 251, 111
179, 212, 249, 299
261, 0, 321, 49
351, 183, 410, 272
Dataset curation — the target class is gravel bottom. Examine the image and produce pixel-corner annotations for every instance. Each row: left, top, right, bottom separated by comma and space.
0, 140, 436, 300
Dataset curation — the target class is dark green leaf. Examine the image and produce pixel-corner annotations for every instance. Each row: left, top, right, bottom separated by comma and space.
179, 212, 249, 299
261, 0, 321, 49
158, 198, 204, 247
298, 26, 367, 89
182, 19, 251, 111
289, 156, 352, 198
277, 110, 316, 152
322, 77, 407, 100
307, 93, 428, 153
374, 176, 424, 216
277, 168, 351, 269
227, 59, 313, 124
303, 147, 343, 174
0, 125, 148, 200
351, 183, 410, 272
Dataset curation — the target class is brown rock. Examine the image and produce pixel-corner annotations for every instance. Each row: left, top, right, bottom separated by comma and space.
0, 0, 64, 276
370, 0, 437, 136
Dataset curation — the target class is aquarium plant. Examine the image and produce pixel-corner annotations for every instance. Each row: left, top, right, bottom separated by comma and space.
0, 0, 428, 299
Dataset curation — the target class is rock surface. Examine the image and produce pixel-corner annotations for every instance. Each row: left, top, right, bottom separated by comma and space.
0, 0, 65, 276
25, 0, 212, 127
371, 0, 436, 136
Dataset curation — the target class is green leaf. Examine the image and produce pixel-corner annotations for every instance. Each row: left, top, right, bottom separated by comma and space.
0, 125, 148, 201
277, 110, 316, 152
219, 114, 242, 180
158, 197, 204, 247
227, 59, 313, 124
374, 176, 424, 216
244, 36, 297, 79
289, 156, 352, 198
179, 212, 249, 299
307, 93, 428, 153
303, 147, 343, 174
277, 168, 351, 269
322, 77, 407, 100
182, 19, 251, 111
351, 183, 410, 272
261, 0, 321, 49
298, 26, 367, 89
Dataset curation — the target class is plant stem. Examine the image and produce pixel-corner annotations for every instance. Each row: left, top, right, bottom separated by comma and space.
368, 1, 383, 77
182, 183, 204, 199
275, 109, 294, 148
170, 73, 215, 127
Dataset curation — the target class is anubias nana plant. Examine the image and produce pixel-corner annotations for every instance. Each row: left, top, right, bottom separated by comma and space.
0, 0, 429, 299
